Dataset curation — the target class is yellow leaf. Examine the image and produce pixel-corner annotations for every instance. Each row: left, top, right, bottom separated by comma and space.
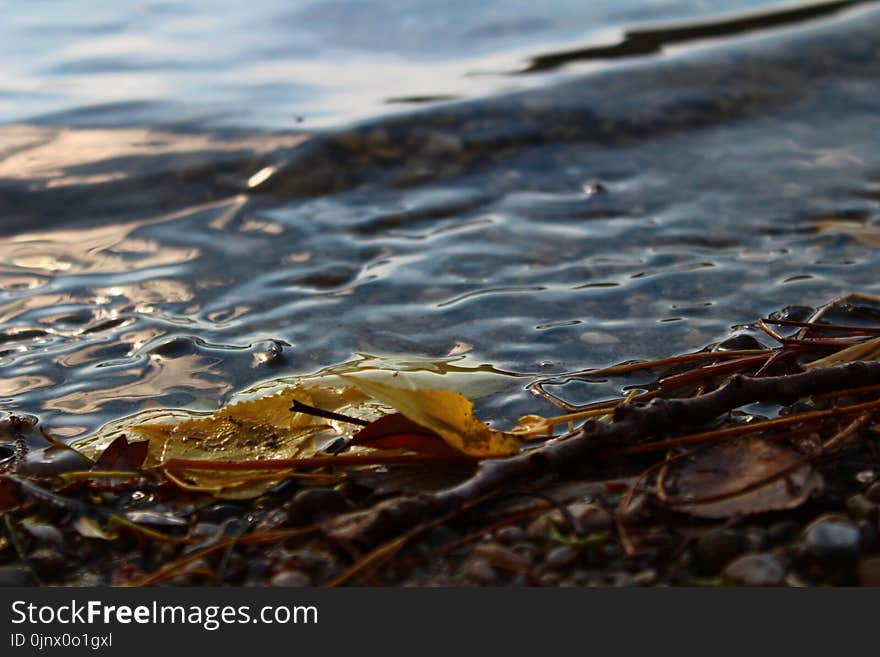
82, 382, 374, 498
340, 375, 522, 458
131, 383, 370, 466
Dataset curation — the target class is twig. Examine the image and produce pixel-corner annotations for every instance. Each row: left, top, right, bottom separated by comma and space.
290, 399, 369, 426
323, 361, 880, 549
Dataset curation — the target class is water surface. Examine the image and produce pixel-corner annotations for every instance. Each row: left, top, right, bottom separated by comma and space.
2, 0, 879, 442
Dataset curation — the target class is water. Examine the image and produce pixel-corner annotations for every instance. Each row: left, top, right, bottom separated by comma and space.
2, 0, 880, 443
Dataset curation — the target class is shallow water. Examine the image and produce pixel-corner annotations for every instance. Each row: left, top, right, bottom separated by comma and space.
2, 0, 880, 443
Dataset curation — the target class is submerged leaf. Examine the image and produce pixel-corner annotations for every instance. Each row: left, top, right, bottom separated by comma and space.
107, 382, 374, 498
130, 383, 371, 466
341, 375, 522, 458
662, 438, 819, 519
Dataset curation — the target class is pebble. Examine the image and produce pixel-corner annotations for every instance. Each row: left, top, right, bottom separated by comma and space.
510, 542, 537, 565
18, 446, 91, 476
255, 509, 289, 531
0, 565, 33, 586
803, 515, 862, 566
694, 528, 750, 574
30, 547, 66, 577
864, 482, 880, 505
472, 543, 529, 573
198, 504, 246, 523
24, 523, 64, 547
270, 570, 312, 587
463, 558, 498, 585
571, 503, 613, 532
494, 525, 526, 545
846, 494, 878, 520
721, 553, 786, 586
631, 569, 658, 586
857, 556, 880, 586
533, 571, 562, 587
544, 545, 579, 570
527, 502, 612, 541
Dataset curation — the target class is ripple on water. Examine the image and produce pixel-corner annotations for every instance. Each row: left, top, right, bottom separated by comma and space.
2, 4, 880, 437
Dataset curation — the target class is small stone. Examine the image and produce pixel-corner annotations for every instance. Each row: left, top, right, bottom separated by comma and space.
526, 502, 611, 540
30, 547, 66, 577
526, 515, 552, 541
846, 494, 878, 519
18, 446, 91, 476
510, 542, 537, 565
857, 556, 880, 586
463, 558, 497, 585
533, 571, 562, 587
570, 503, 613, 532
722, 553, 786, 586
24, 523, 64, 547
803, 515, 862, 566
270, 570, 311, 587
865, 482, 880, 505
856, 470, 875, 484
255, 509, 289, 531
198, 504, 246, 523
472, 543, 528, 573
631, 569, 658, 586
544, 545, 579, 570
494, 525, 526, 545
694, 528, 750, 574
0, 565, 33, 586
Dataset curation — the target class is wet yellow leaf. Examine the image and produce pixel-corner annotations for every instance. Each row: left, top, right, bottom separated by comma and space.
128, 383, 369, 466
110, 382, 373, 498
340, 375, 522, 458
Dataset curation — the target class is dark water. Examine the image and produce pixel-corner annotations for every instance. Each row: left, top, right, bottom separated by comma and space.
2, 0, 880, 443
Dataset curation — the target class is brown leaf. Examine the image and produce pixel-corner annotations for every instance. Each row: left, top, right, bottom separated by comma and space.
350, 413, 463, 458
92, 434, 149, 471
662, 438, 820, 518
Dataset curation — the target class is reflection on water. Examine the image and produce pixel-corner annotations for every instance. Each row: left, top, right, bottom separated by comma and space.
1, 0, 800, 129
1, 1, 880, 441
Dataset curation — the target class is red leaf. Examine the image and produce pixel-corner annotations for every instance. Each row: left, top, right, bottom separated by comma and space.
350, 413, 464, 458
92, 434, 149, 471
